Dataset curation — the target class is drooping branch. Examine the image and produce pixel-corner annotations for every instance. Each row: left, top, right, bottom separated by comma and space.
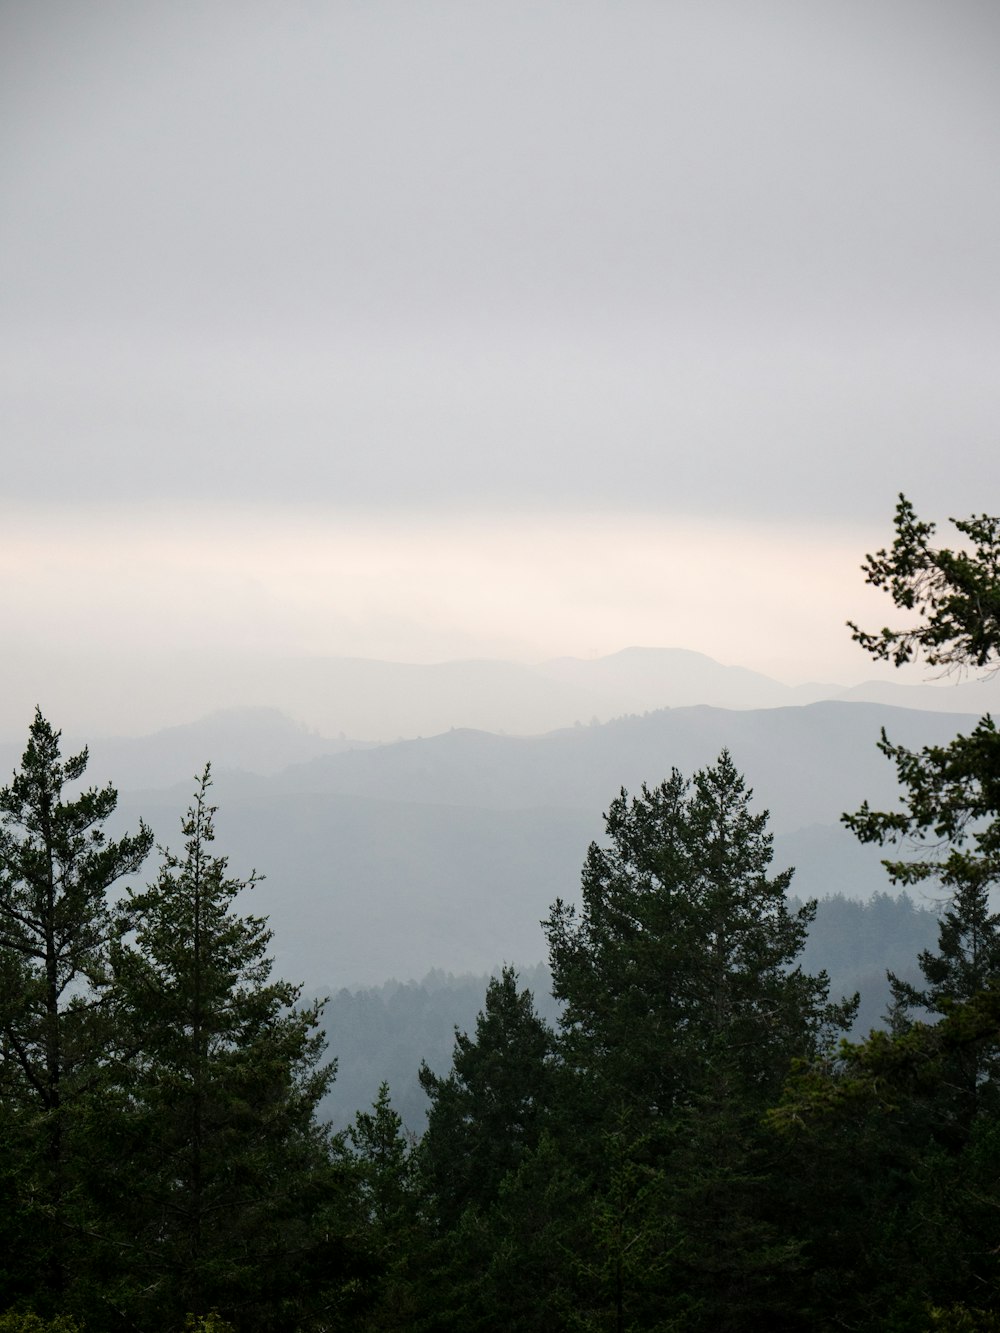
848, 494, 1000, 675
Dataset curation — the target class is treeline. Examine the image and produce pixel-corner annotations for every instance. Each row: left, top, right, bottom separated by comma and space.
319, 963, 560, 1134
0, 722, 347, 1330
3, 495, 1000, 1331
318, 895, 938, 1135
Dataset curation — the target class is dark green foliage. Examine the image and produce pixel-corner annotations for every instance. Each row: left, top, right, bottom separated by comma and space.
884, 877, 1000, 1127
465, 1132, 586, 1332
844, 714, 1000, 894
530, 752, 856, 1331
845, 497, 1000, 1032
845, 497, 1000, 1121
350, 1082, 417, 1238
847, 493, 1000, 672
347, 1083, 421, 1329
104, 768, 350, 1330
419, 966, 556, 1229
762, 498, 1000, 1330
0, 710, 153, 1310
546, 751, 853, 1118
0, 727, 362, 1329
319, 962, 560, 1133
0, 710, 153, 1110
846, 724, 1000, 1114
0, 1315, 82, 1332
770, 982, 1000, 1329
319, 901, 935, 1135
397, 971, 562, 1332
927, 1308, 1000, 1333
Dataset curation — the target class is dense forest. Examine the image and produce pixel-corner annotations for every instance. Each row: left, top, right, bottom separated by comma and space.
318, 895, 940, 1135
3, 497, 1000, 1332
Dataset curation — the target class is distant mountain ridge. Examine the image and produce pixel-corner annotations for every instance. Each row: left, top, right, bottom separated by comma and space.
96, 697, 980, 991
535, 647, 833, 713
268, 700, 973, 834
3, 650, 993, 992
5, 645, 998, 758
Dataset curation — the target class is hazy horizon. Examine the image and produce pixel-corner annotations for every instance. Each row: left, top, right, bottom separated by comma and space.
4, 2, 997, 736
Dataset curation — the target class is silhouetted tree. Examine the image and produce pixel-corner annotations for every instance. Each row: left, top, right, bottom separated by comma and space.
0, 710, 152, 1308
546, 751, 851, 1119
106, 768, 349, 1331
845, 495, 1000, 1120
419, 966, 555, 1229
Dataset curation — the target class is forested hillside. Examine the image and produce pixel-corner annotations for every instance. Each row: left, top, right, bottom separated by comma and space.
318, 893, 939, 1134
99, 699, 977, 992
3, 499, 1000, 1331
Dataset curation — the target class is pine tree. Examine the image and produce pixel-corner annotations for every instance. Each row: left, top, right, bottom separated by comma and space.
350, 1082, 416, 1238
0, 709, 153, 1308
412, 969, 557, 1331
846, 494, 1000, 674
347, 1084, 420, 1329
542, 752, 854, 1331
845, 496, 1000, 1122
418, 966, 555, 1230
757, 498, 1000, 1330
546, 751, 851, 1119
105, 767, 350, 1331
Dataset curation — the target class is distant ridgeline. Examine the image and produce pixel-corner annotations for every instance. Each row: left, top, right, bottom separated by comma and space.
101, 694, 977, 998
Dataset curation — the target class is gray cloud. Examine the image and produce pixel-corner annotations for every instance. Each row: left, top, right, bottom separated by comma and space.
2, 1, 999, 519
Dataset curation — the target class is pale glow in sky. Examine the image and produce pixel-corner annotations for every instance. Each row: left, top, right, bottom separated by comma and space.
4, 502, 899, 681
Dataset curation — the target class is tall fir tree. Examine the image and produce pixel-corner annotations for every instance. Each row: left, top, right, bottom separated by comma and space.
0, 710, 152, 1310
546, 750, 851, 1119
763, 497, 1000, 1331
105, 768, 353, 1332
411, 969, 557, 1331
418, 966, 556, 1230
542, 752, 854, 1332
845, 496, 1000, 1122
347, 1083, 420, 1330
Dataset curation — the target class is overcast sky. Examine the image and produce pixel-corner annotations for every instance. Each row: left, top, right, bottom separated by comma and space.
2, 1, 998, 733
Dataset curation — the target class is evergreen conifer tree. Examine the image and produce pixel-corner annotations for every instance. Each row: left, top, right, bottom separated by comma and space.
412, 969, 557, 1330
845, 496, 1000, 1121
542, 752, 853, 1331
764, 498, 1000, 1330
348, 1084, 420, 1329
418, 966, 555, 1230
0, 710, 153, 1309
105, 768, 350, 1331
546, 751, 851, 1118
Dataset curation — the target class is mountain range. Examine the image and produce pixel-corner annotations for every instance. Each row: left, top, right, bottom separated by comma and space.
2, 647, 991, 990
87, 699, 977, 992
5, 645, 998, 760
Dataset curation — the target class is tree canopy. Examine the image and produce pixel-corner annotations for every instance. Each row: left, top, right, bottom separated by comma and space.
0, 710, 153, 1306
106, 768, 346, 1330
844, 496, 1000, 1069
848, 493, 1000, 672
546, 751, 851, 1117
